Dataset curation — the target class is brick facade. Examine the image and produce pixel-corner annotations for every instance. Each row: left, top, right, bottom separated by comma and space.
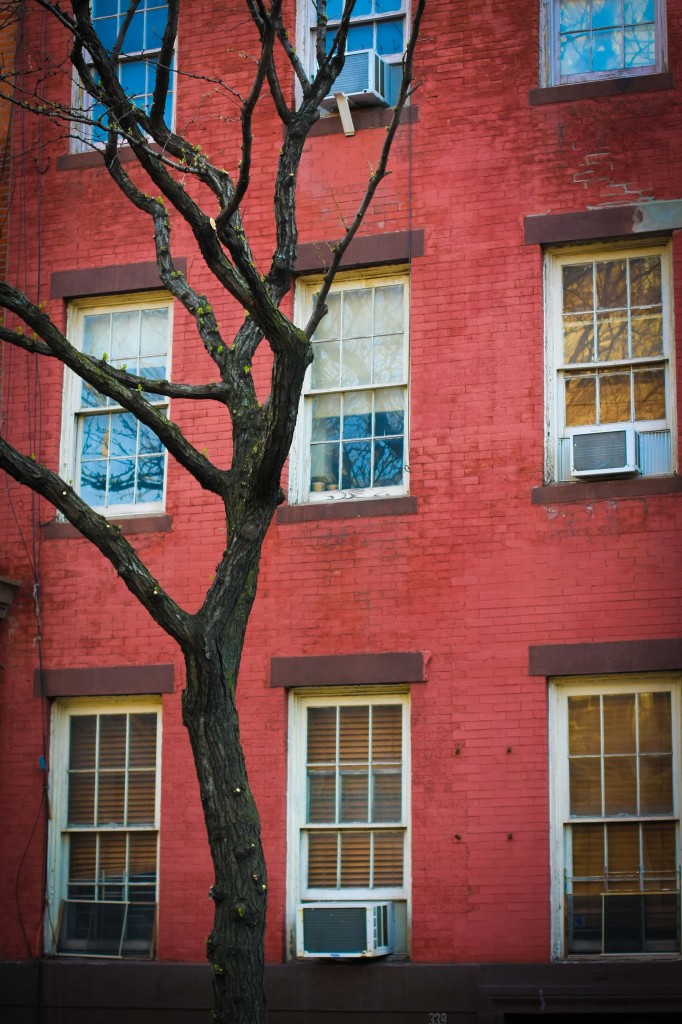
1, 2, 681, 1020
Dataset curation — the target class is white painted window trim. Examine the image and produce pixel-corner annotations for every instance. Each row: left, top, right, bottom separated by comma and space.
289, 268, 410, 505
45, 696, 162, 957
286, 687, 411, 957
543, 239, 677, 483
60, 292, 173, 517
549, 674, 681, 960
540, 0, 667, 88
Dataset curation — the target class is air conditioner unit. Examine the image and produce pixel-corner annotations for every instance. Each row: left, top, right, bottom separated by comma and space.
571, 427, 640, 478
321, 50, 390, 109
296, 901, 393, 958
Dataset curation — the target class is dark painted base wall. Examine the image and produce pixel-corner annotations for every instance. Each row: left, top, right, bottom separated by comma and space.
2, 960, 682, 1024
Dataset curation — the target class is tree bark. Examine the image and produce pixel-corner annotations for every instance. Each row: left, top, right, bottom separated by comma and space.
182, 560, 268, 1024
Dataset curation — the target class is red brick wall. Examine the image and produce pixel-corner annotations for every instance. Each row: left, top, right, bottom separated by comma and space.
1, 0, 681, 967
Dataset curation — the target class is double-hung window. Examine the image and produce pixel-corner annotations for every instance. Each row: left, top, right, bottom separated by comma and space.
62, 294, 171, 514
288, 691, 410, 953
74, 1, 174, 151
543, 1, 667, 86
551, 676, 681, 957
546, 243, 675, 482
291, 272, 409, 503
48, 700, 161, 958
302, 2, 408, 107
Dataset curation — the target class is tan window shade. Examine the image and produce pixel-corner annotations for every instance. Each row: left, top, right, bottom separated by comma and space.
303, 701, 405, 893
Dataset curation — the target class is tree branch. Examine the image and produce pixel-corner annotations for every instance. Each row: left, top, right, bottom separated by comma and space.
0, 435, 194, 647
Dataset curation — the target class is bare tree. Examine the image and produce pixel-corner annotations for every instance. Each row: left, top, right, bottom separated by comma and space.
0, 1, 425, 1021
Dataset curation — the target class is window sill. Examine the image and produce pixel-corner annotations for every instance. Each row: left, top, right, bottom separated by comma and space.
308, 104, 418, 137
44, 514, 173, 539
529, 71, 673, 106
531, 476, 682, 505
277, 495, 417, 524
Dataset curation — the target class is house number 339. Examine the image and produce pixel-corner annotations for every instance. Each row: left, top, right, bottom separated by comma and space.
429, 1015, 447, 1024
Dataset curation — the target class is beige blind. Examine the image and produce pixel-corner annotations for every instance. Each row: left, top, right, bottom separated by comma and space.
305, 702, 404, 890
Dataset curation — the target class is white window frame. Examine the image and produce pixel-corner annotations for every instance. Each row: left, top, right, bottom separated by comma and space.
290, 268, 410, 505
72, 0, 176, 153
60, 292, 173, 516
544, 240, 676, 483
286, 688, 411, 956
540, 0, 667, 88
46, 696, 162, 958
549, 674, 681, 959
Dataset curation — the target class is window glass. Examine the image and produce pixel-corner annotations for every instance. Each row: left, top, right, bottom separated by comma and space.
53, 705, 160, 958
300, 276, 408, 502
550, 0, 661, 84
558, 682, 680, 956
67, 298, 171, 513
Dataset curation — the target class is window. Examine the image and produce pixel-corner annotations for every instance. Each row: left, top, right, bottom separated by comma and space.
73, 1, 174, 151
543, 1, 667, 86
47, 699, 161, 958
61, 294, 172, 513
288, 691, 410, 952
291, 272, 409, 503
300, 2, 408, 106
550, 676, 681, 957
546, 243, 675, 482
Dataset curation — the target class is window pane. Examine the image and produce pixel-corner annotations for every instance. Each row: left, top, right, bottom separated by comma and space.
70, 716, 97, 769
560, 1, 590, 33
634, 368, 666, 421
630, 255, 662, 307
310, 442, 339, 490
596, 260, 627, 310
346, 24, 374, 51
599, 372, 631, 423
592, 1, 622, 31
342, 440, 372, 489
568, 695, 601, 755
108, 458, 136, 505
109, 412, 138, 459
68, 772, 95, 826
311, 340, 340, 389
596, 312, 628, 361
570, 757, 602, 815
99, 714, 127, 768
592, 29, 623, 72
339, 706, 369, 761
313, 293, 340, 341
308, 832, 338, 888
563, 264, 593, 312
110, 310, 140, 363
565, 375, 596, 426
98, 772, 126, 825
640, 755, 673, 815
624, 25, 655, 67
374, 437, 403, 486
80, 461, 108, 505
311, 394, 341, 443
99, 832, 126, 900
571, 823, 604, 879
604, 755, 637, 815
128, 771, 157, 824
340, 771, 369, 821
603, 694, 636, 753
342, 392, 372, 439
340, 831, 370, 887
341, 338, 372, 387
372, 705, 402, 760
129, 832, 158, 896
372, 771, 401, 821
373, 830, 403, 885
137, 456, 165, 504
373, 334, 404, 384
308, 771, 336, 823
308, 707, 337, 763
374, 285, 404, 335
68, 833, 97, 900
376, 19, 404, 55
642, 821, 676, 880
560, 32, 591, 76
83, 312, 111, 358
563, 315, 594, 364
343, 289, 372, 339
607, 822, 640, 889
631, 313, 663, 358
81, 415, 110, 459
129, 715, 157, 767
639, 692, 672, 753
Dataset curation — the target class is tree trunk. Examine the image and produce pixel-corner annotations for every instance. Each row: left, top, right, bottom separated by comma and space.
182, 604, 268, 1024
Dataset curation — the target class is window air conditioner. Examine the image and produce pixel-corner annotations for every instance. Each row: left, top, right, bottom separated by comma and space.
571, 427, 640, 478
296, 901, 394, 958
321, 50, 390, 109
